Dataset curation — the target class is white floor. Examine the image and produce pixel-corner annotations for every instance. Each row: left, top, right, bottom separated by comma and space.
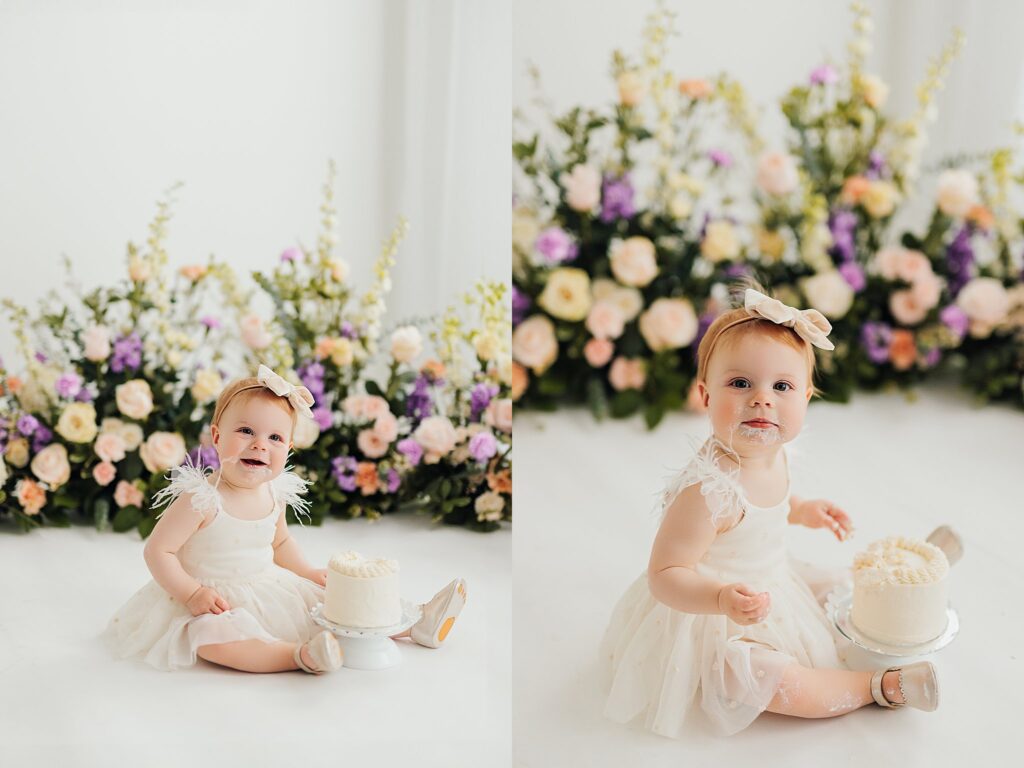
513, 382, 1024, 768
0, 513, 511, 767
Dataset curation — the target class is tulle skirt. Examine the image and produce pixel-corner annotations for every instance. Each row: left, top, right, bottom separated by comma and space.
599, 558, 847, 737
103, 566, 324, 671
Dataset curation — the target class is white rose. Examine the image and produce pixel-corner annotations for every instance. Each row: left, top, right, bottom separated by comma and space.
240, 313, 271, 350
30, 443, 70, 488
474, 490, 506, 522
390, 326, 423, 364
956, 277, 1010, 337
668, 194, 692, 220
559, 165, 602, 213
139, 432, 187, 474
756, 151, 799, 197
537, 268, 592, 321
473, 332, 501, 362
859, 73, 889, 109
291, 415, 320, 450
936, 169, 979, 218
801, 270, 855, 320
116, 379, 154, 421
82, 325, 112, 362
638, 298, 699, 352
511, 315, 558, 374
862, 180, 899, 218
190, 369, 224, 403
609, 237, 658, 288
701, 220, 741, 263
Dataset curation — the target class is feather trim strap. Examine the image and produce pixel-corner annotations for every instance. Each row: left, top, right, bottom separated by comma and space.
271, 467, 313, 526
151, 454, 220, 520
658, 435, 745, 529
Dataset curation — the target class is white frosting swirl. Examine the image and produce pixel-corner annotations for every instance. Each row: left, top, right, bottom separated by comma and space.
328, 550, 399, 578
853, 536, 948, 585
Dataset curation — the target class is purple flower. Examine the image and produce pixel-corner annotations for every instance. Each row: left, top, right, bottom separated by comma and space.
76, 386, 95, 403
708, 149, 733, 168
17, 414, 39, 436
945, 226, 974, 296
397, 438, 423, 467
55, 372, 82, 399
469, 431, 498, 463
922, 347, 942, 368
866, 151, 887, 181
298, 359, 326, 403
386, 468, 401, 494
692, 312, 717, 361
34, 352, 48, 363
600, 174, 636, 223
110, 332, 143, 373
861, 321, 893, 364
828, 209, 857, 263
839, 262, 866, 293
200, 315, 222, 330
809, 64, 839, 86
187, 444, 220, 470
280, 246, 302, 263
512, 286, 532, 327
534, 227, 578, 265
32, 425, 53, 453
940, 304, 969, 340
331, 456, 358, 492
339, 321, 357, 340
470, 382, 499, 422
724, 264, 751, 279
312, 407, 333, 431
406, 375, 434, 424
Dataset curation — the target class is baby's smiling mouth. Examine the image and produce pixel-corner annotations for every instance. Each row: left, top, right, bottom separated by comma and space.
241, 458, 268, 467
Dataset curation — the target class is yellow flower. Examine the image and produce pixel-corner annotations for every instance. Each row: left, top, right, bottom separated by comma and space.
55, 402, 99, 444
5, 438, 30, 468
862, 180, 900, 218
191, 369, 224, 403
701, 220, 740, 263
756, 228, 786, 261
330, 337, 354, 367
537, 268, 592, 322
473, 332, 502, 362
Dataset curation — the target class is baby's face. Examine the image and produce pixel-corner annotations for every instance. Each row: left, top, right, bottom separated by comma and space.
211, 397, 293, 489
697, 334, 812, 453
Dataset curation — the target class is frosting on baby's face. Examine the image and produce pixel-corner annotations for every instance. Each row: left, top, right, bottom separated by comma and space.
697, 334, 812, 456
211, 396, 294, 489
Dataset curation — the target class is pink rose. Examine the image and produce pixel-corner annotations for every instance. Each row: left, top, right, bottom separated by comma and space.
357, 429, 390, 459
756, 151, 799, 196
372, 412, 399, 443
583, 338, 614, 367
608, 357, 646, 391
240, 313, 271, 350
94, 432, 127, 463
413, 416, 457, 464
139, 432, 186, 473
30, 443, 71, 488
114, 480, 144, 509
15, 478, 46, 515
910, 272, 942, 309
875, 246, 932, 283
559, 164, 602, 212
638, 298, 698, 351
484, 398, 512, 433
956, 277, 1011, 337
609, 237, 658, 288
889, 290, 929, 325
82, 325, 111, 362
342, 394, 391, 422
585, 301, 625, 340
511, 315, 558, 374
92, 461, 116, 487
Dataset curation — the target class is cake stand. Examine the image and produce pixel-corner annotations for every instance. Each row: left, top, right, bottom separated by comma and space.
825, 584, 959, 668
310, 600, 421, 671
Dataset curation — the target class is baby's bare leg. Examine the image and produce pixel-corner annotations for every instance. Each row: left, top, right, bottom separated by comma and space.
196, 639, 301, 673
766, 663, 903, 718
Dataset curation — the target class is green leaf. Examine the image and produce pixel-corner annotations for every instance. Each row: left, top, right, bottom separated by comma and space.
112, 505, 141, 532
643, 404, 665, 430
138, 515, 157, 539
93, 497, 111, 530
610, 390, 643, 418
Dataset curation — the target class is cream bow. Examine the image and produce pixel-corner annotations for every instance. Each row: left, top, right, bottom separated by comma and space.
743, 289, 835, 351
256, 364, 316, 419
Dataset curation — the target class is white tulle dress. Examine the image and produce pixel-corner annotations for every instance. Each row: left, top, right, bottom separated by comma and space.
103, 462, 325, 671
600, 437, 848, 737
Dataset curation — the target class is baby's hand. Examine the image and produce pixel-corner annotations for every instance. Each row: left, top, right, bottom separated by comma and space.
306, 568, 328, 588
717, 583, 771, 625
185, 586, 231, 617
795, 499, 853, 541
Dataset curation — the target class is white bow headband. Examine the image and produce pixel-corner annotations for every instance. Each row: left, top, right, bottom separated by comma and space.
743, 288, 835, 351
256, 364, 315, 419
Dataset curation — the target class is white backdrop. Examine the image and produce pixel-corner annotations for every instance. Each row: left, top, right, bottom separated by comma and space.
0, 0, 510, 365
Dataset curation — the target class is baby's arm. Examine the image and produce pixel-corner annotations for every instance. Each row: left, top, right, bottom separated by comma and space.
648, 485, 770, 624
271, 511, 318, 581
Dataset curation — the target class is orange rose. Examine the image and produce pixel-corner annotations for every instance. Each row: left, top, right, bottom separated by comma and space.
510, 362, 529, 402
840, 176, 871, 206
7, 376, 22, 393
355, 462, 380, 496
967, 205, 994, 231
420, 359, 446, 381
888, 329, 917, 370
678, 78, 712, 99
487, 469, 511, 494
15, 478, 47, 515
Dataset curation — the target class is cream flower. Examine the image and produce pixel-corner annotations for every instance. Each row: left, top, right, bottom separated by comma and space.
537, 268, 592, 322
609, 237, 658, 288
56, 402, 99, 444
473, 332, 501, 362
756, 151, 799, 197
559, 164, 602, 213
342, 394, 391, 422
485, 398, 512, 433
474, 490, 505, 522
0, 457, 7, 487
512, 206, 541, 253
638, 298, 699, 351
413, 416, 457, 464
330, 338, 355, 367
859, 73, 889, 108
390, 325, 423, 363
936, 169, 979, 218
801, 270, 855, 320
328, 258, 350, 282
30, 443, 70, 488
116, 379, 154, 421
239, 313, 271, 350
956, 277, 1011, 337
101, 418, 143, 451
5, 438, 30, 468
617, 70, 647, 106
585, 300, 625, 341
94, 432, 127, 463
861, 180, 899, 218
82, 325, 112, 362
701, 220, 741, 263
291, 415, 320, 450
191, 369, 224, 403
139, 432, 186, 474
511, 315, 558, 374
128, 255, 151, 283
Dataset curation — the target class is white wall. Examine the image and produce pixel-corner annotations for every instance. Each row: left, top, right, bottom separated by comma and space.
0, 0, 510, 366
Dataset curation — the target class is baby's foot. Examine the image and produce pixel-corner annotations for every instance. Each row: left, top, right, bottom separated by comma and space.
410, 578, 467, 649
294, 630, 343, 674
870, 662, 939, 711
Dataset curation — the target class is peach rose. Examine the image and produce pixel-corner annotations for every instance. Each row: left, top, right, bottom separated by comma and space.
756, 151, 799, 197
840, 176, 870, 206
82, 325, 112, 362
889, 290, 929, 325
487, 469, 512, 494
357, 429, 390, 459
700, 220, 741, 263
92, 461, 116, 487
15, 478, 46, 515
240, 313, 271, 350
115, 379, 154, 421
355, 462, 380, 495
413, 416, 457, 463
609, 237, 658, 288
967, 205, 994, 230
420, 359, 446, 380
861, 180, 899, 218
101, 418, 143, 451
801, 270, 855, 319
511, 363, 529, 401
512, 315, 558, 374
139, 432, 186, 473
179, 264, 207, 281
559, 164, 602, 212
114, 480, 144, 509
638, 298, 698, 352
474, 490, 505, 522
30, 443, 71, 488
888, 329, 917, 370
584, 338, 614, 367
5, 438, 30, 468
591, 279, 644, 322
372, 412, 399, 443
956, 277, 1011, 337
910, 272, 942, 309
585, 300, 625, 340
678, 78, 712, 99
937, 169, 979, 218
93, 432, 127, 464
608, 357, 646, 391
342, 394, 390, 422
484, 398, 512, 433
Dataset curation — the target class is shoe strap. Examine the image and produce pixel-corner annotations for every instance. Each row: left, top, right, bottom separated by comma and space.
294, 643, 320, 674
871, 668, 902, 708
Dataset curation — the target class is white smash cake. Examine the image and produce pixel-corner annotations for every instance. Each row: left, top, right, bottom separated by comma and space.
324, 551, 402, 628
851, 536, 950, 645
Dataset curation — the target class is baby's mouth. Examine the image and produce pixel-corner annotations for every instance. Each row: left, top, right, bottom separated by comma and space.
240, 458, 268, 468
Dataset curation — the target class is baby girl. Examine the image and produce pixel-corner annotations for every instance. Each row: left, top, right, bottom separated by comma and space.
104, 366, 466, 674
600, 285, 938, 737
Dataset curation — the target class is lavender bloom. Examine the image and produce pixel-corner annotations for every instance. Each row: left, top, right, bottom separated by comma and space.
512, 286, 531, 327
828, 209, 857, 263
724, 264, 751, 279
535, 227, 578, 265
922, 347, 942, 368
312, 407, 333, 431
469, 431, 498, 463
940, 304, 969, 340
298, 359, 326, 403
75, 387, 95, 403
397, 438, 423, 467
55, 372, 82, 399
600, 174, 636, 223
331, 456, 358, 492
17, 414, 39, 436
110, 332, 143, 373
32, 425, 53, 453
708, 149, 733, 168
200, 315, 222, 330
861, 321, 893, 364
809, 64, 839, 86
866, 151, 887, 180
406, 375, 434, 424
339, 321, 357, 340
34, 352, 48, 363
187, 444, 220, 470
692, 312, 717, 361
839, 262, 866, 293
386, 468, 401, 494
470, 382, 499, 422
946, 226, 974, 296
280, 247, 302, 263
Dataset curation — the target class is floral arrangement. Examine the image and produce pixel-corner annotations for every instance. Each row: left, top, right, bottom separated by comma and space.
512, 2, 1024, 425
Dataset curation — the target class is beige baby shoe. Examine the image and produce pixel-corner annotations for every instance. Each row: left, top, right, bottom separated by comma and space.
294, 630, 343, 674
926, 525, 963, 566
410, 578, 467, 649
870, 661, 939, 711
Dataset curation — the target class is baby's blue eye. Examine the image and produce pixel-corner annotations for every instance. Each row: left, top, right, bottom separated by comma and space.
237, 427, 254, 435
729, 379, 750, 389
774, 382, 793, 392
270, 434, 283, 442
